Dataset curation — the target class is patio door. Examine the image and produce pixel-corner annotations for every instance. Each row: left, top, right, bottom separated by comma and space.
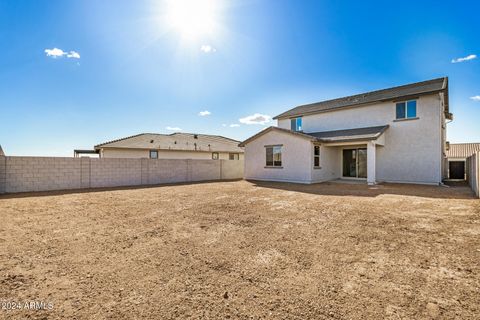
343, 148, 367, 178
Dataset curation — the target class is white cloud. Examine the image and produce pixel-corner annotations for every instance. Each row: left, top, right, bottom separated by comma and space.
239, 113, 272, 125
166, 126, 182, 131
67, 51, 80, 59
222, 124, 227, 127
470, 95, 480, 101
229, 124, 240, 128
451, 54, 477, 63
200, 45, 216, 53
198, 110, 211, 116
45, 48, 66, 58
45, 48, 80, 59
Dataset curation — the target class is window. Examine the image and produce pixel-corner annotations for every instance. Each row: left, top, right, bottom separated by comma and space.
149, 150, 158, 159
290, 117, 303, 131
396, 100, 417, 119
212, 152, 219, 160
266, 146, 282, 167
314, 145, 320, 167
229, 153, 239, 160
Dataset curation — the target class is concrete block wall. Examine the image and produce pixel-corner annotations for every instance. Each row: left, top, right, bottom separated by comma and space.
0, 157, 244, 194
221, 159, 244, 180
147, 159, 189, 184
467, 152, 479, 198
4, 157, 82, 193
0, 156, 6, 194
90, 158, 143, 188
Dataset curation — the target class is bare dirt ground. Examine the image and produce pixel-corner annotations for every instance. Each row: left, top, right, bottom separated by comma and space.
0, 180, 479, 319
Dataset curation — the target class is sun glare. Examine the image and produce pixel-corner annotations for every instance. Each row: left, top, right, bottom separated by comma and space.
165, 0, 220, 40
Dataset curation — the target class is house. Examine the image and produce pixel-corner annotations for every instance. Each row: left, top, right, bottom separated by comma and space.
75, 133, 244, 160
445, 143, 480, 180
0, 145, 4, 157
239, 77, 451, 185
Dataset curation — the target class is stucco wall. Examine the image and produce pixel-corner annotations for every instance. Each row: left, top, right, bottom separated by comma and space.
243, 130, 314, 183
311, 146, 342, 183
0, 156, 244, 194
101, 148, 243, 160
277, 94, 444, 184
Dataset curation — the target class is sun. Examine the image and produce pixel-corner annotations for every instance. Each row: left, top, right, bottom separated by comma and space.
165, 0, 220, 40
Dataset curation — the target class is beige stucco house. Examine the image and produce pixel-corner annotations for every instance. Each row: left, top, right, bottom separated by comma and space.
240, 77, 451, 185
76, 132, 244, 160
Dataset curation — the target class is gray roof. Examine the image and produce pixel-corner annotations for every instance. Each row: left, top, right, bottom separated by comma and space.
239, 125, 389, 146
308, 125, 389, 143
446, 143, 480, 159
95, 133, 244, 153
238, 126, 320, 147
274, 77, 449, 119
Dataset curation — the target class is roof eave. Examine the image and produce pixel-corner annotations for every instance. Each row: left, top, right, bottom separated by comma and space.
238, 126, 319, 147
273, 82, 448, 120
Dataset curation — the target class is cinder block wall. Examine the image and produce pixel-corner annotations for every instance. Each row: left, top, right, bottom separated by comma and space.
0, 155, 6, 194
468, 152, 480, 198
0, 156, 244, 194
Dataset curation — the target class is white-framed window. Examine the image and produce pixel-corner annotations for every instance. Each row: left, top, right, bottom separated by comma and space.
149, 150, 158, 159
290, 117, 303, 131
212, 152, 219, 160
396, 100, 417, 119
229, 153, 239, 160
266, 145, 282, 167
314, 145, 320, 167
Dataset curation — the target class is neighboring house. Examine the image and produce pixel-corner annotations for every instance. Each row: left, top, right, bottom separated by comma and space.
75, 133, 244, 160
445, 143, 480, 180
240, 77, 451, 185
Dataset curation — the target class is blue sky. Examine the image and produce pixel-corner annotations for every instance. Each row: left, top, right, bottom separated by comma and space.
0, 0, 479, 156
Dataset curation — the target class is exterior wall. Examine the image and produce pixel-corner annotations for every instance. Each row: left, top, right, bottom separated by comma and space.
244, 130, 313, 183
0, 156, 244, 194
466, 152, 480, 198
278, 94, 444, 184
0, 155, 6, 194
311, 146, 342, 183
101, 148, 243, 160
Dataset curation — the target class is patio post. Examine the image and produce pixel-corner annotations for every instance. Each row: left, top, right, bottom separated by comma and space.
367, 141, 376, 185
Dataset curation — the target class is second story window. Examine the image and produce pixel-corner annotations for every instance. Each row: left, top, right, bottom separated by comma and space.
212, 152, 219, 160
396, 100, 417, 120
290, 117, 303, 131
149, 150, 158, 159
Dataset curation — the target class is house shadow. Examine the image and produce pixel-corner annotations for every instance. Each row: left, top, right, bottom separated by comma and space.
249, 180, 476, 200
0, 179, 243, 199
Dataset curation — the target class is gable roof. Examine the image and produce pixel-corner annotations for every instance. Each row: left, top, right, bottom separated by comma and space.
446, 143, 480, 158
0, 145, 4, 156
274, 77, 449, 119
239, 125, 389, 147
95, 133, 243, 153
238, 126, 319, 147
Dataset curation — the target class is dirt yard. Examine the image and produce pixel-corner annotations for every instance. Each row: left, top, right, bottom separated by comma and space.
0, 181, 479, 319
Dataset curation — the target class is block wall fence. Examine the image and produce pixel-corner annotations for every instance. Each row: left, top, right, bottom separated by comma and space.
466, 152, 480, 198
0, 156, 243, 194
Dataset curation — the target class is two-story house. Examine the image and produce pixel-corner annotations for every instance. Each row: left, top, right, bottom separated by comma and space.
239, 77, 451, 185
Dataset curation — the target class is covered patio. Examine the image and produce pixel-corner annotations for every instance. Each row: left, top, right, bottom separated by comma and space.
309, 125, 389, 185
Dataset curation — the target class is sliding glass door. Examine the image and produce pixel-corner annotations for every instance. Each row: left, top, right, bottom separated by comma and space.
343, 148, 367, 178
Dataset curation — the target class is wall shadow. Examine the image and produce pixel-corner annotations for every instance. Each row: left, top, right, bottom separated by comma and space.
0, 179, 243, 199
249, 180, 476, 200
